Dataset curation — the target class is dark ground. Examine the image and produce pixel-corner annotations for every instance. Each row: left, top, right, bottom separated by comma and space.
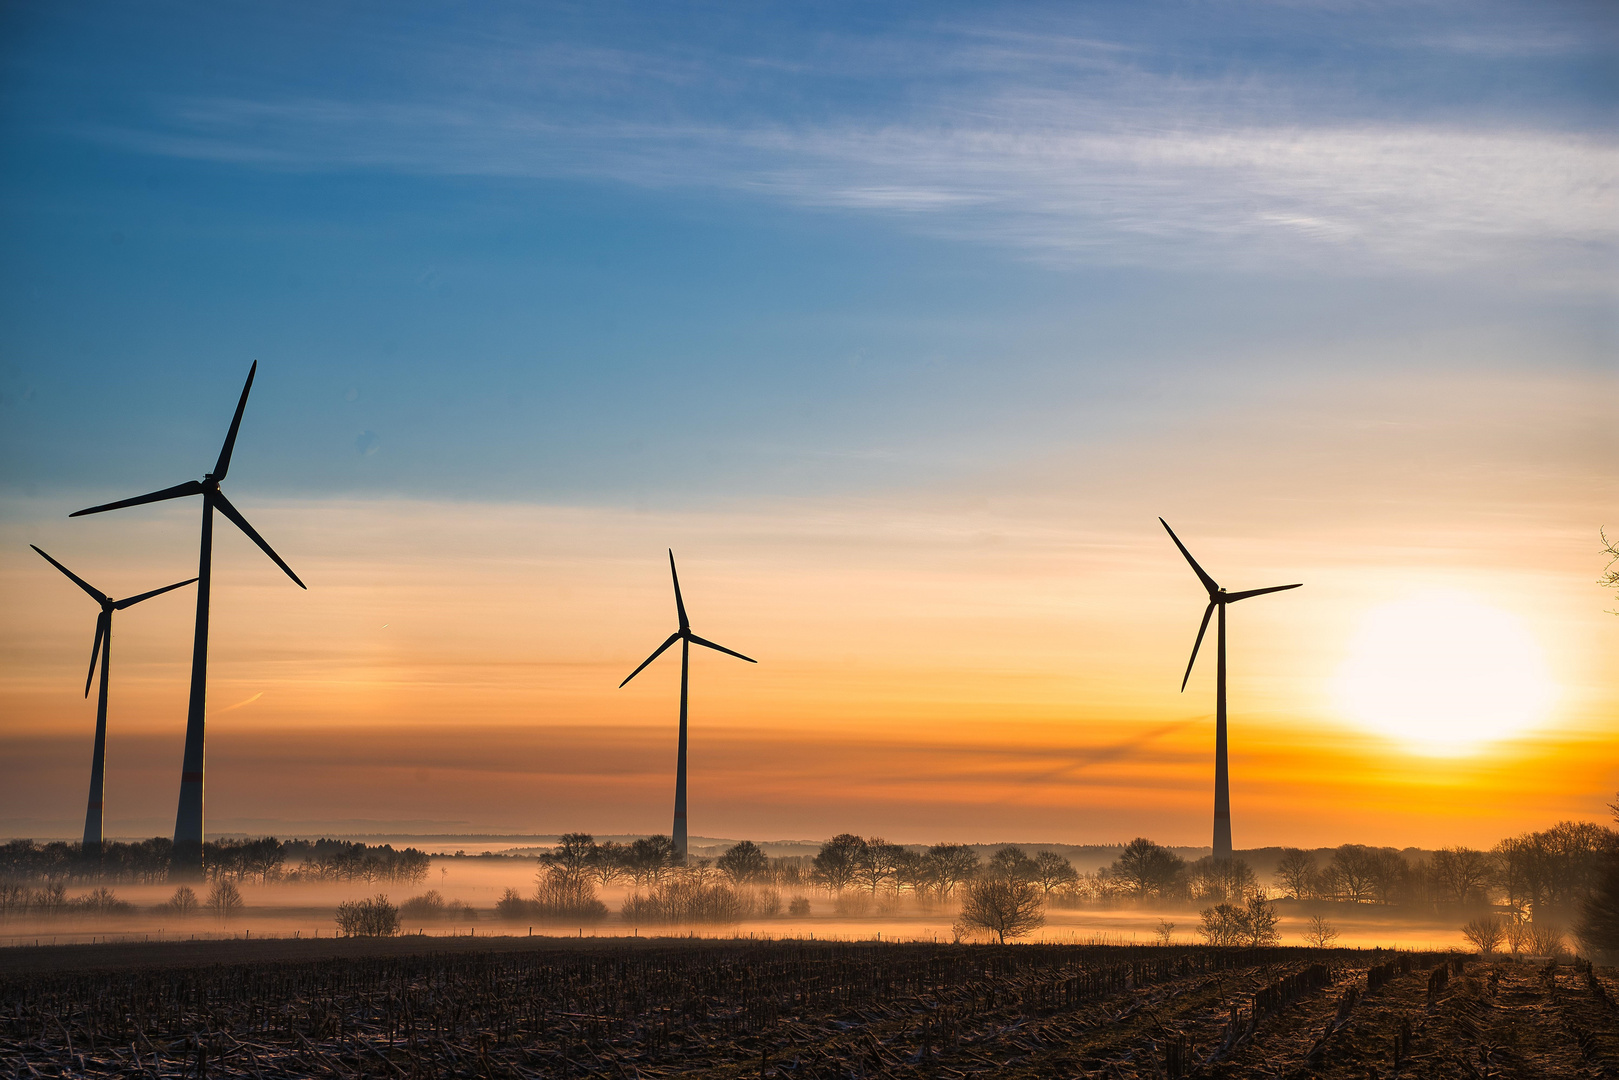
1, 936, 1614, 1077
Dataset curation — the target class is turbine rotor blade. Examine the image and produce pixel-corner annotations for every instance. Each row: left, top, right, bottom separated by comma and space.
668, 549, 689, 632
1180, 602, 1215, 692
86, 611, 108, 698
1159, 518, 1220, 595
70, 480, 204, 517
31, 545, 108, 604
213, 360, 257, 481
688, 633, 756, 665
213, 492, 306, 589
1224, 582, 1303, 603
620, 632, 681, 687
114, 577, 199, 610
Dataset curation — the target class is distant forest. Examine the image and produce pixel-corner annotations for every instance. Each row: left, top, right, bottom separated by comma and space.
0, 837, 430, 886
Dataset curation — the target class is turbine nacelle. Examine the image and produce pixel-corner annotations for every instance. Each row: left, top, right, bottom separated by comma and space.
619, 550, 755, 687
69, 362, 306, 590
1159, 518, 1300, 691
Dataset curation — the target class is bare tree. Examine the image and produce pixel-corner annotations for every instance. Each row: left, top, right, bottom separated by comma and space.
335, 894, 399, 937
1461, 916, 1504, 954
986, 846, 1038, 884
1244, 895, 1280, 946
811, 834, 866, 893
1198, 903, 1248, 946
1304, 914, 1339, 948
717, 840, 769, 885
924, 843, 979, 900
1273, 849, 1318, 900
1032, 851, 1079, 896
1109, 838, 1186, 900
1601, 528, 1619, 613
164, 885, 199, 918
627, 836, 678, 886
540, 833, 600, 887
206, 880, 244, 922
954, 877, 1045, 944
856, 838, 903, 893
1430, 847, 1492, 906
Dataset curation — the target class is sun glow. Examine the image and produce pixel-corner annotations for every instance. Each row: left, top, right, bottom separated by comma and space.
1333, 591, 1554, 756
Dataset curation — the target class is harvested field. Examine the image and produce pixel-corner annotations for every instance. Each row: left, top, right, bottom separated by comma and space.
2, 938, 1614, 1077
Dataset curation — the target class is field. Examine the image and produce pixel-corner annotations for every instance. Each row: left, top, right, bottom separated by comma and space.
2, 937, 1614, 1078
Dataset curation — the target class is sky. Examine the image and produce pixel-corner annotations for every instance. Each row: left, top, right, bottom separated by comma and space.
1, 1, 1615, 849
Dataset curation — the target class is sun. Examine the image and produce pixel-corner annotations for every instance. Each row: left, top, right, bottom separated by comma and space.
1332, 590, 1554, 755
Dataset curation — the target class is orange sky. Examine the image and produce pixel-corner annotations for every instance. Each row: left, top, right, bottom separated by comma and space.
3, 369, 1616, 847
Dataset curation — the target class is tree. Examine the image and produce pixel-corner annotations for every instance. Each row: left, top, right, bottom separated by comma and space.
626, 836, 679, 886
335, 894, 399, 937
535, 867, 609, 922
164, 885, 199, 918
1032, 851, 1079, 896
856, 838, 903, 893
1461, 916, 1504, 954
717, 840, 770, 885
1430, 847, 1492, 906
1244, 895, 1280, 946
1189, 856, 1259, 902
540, 833, 600, 886
206, 880, 244, 921
1575, 792, 1619, 960
954, 877, 1045, 944
1601, 528, 1619, 613
1155, 920, 1176, 945
1198, 903, 1249, 947
1274, 849, 1319, 900
1304, 914, 1339, 949
924, 843, 980, 899
811, 834, 866, 892
593, 841, 630, 885
1326, 845, 1379, 903
1109, 838, 1186, 900
986, 846, 1038, 884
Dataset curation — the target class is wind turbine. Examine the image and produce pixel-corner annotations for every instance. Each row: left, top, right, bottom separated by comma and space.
31, 546, 195, 857
619, 551, 755, 862
1160, 518, 1299, 862
70, 361, 305, 879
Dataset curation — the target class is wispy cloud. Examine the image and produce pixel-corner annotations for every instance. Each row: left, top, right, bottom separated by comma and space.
55, 5, 1618, 280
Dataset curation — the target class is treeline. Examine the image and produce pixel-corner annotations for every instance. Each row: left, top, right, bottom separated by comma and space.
0, 837, 430, 886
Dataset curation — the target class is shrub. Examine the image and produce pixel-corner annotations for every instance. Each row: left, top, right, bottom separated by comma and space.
206, 880, 244, 921
535, 868, 609, 923
954, 877, 1045, 944
621, 878, 745, 925
335, 894, 400, 937
1461, 916, 1504, 954
1528, 922, 1567, 958
788, 897, 811, 916
400, 890, 447, 921
495, 888, 536, 921
833, 891, 872, 917
74, 887, 133, 917
1198, 903, 1248, 947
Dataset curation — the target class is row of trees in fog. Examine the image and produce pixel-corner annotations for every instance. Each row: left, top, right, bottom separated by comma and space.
0, 837, 430, 887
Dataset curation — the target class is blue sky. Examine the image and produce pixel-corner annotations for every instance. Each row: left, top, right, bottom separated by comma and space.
2, 0, 1612, 508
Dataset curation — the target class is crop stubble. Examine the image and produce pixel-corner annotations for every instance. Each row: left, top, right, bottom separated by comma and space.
1, 938, 1614, 1077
